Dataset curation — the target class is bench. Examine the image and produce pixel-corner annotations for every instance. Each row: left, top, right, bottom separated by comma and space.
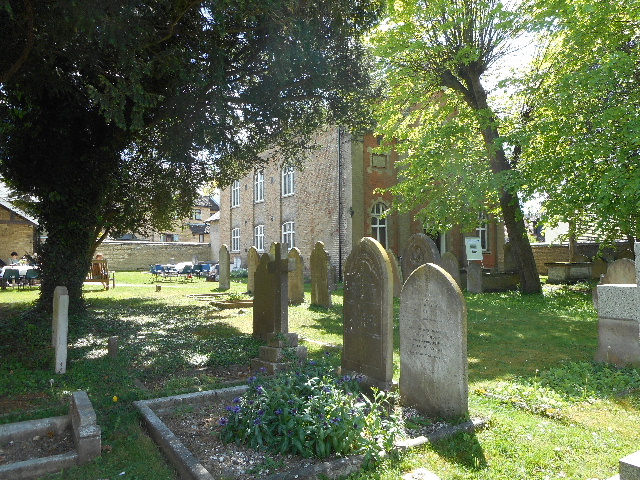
86, 260, 114, 290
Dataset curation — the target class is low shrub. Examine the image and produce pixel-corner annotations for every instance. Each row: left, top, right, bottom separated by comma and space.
218, 357, 402, 461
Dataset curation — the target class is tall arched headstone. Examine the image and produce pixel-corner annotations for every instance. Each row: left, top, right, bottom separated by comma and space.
386, 249, 403, 298
247, 247, 260, 294
400, 263, 468, 419
342, 237, 394, 389
288, 248, 304, 304
401, 233, 441, 280
439, 252, 461, 288
310, 242, 332, 308
218, 244, 231, 290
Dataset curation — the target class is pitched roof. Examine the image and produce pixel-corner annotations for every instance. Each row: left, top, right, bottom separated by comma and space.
195, 195, 220, 211
0, 199, 38, 226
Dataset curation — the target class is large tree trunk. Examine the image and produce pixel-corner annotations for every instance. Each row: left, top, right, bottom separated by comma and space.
465, 75, 542, 294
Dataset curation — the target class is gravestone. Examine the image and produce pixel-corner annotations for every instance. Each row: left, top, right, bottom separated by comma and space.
342, 237, 394, 389
401, 233, 441, 279
218, 244, 231, 290
252, 243, 307, 373
386, 249, 403, 298
310, 242, 332, 308
400, 263, 468, 419
601, 258, 636, 285
466, 262, 483, 293
288, 248, 304, 304
592, 257, 608, 279
53, 286, 69, 374
439, 252, 461, 288
594, 243, 640, 366
503, 243, 518, 272
247, 246, 260, 294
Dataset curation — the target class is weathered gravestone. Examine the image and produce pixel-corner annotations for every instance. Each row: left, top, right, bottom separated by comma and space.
401, 233, 441, 280
218, 244, 231, 290
439, 251, 461, 288
601, 258, 636, 285
503, 243, 518, 273
592, 257, 608, 280
386, 249, 403, 298
52, 286, 69, 374
400, 263, 468, 419
466, 262, 483, 293
594, 243, 640, 366
252, 243, 307, 373
288, 248, 305, 305
310, 242, 332, 308
247, 246, 260, 294
342, 237, 394, 389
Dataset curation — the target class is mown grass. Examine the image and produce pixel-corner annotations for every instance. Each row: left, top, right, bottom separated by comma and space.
0, 274, 638, 479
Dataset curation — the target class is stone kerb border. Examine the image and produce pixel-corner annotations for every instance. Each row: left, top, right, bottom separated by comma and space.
134, 386, 488, 480
0, 391, 101, 479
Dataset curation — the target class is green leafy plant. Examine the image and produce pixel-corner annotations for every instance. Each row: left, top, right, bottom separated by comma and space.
218, 356, 402, 461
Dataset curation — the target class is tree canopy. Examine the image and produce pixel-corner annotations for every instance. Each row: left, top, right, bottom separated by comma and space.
0, 0, 384, 310
515, 0, 640, 244
371, 0, 541, 293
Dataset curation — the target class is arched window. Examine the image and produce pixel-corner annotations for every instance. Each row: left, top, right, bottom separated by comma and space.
371, 203, 388, 248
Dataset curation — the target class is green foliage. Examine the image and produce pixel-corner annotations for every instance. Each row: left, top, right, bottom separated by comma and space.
230, 269, 249, 279
219, 356, 403, 461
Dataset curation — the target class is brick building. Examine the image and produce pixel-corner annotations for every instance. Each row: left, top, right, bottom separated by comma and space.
218, 126, 504, 278
0, 199, 39, 263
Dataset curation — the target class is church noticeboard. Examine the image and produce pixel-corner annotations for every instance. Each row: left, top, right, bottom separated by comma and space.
465, 237, 483, 261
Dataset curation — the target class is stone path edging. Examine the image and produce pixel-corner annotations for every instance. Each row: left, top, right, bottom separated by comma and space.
135, 387, 488, 480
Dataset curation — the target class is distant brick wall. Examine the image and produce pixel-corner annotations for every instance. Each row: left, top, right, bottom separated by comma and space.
97, 241, 214, 271
530, 242, 632, 275
0, 205, 36, 262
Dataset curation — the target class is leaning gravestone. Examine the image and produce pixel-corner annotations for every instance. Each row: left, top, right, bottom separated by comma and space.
439, 251, 461, 288
288, 248, 304, 304
386, 249, 403, 298
310, 242, 332, 308
342, 237, 394, 389
466, 262, 483, 293
400, 263, 468, 419
247, 246, 260, 294
218, 244, 231, 290
401, 233, 441, 280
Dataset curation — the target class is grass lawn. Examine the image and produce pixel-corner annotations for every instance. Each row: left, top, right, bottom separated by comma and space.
0, 273, 638, 479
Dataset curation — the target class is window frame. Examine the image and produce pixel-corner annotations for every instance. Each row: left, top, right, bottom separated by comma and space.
282, 166, 295, 197
371, 202, 388, 249
254, 170, 264, 203
476, 213, 489, 252
231, 227, 240, 252
231, 180, 240, 208
281, 221, 295, 250
254, 224, 265, 252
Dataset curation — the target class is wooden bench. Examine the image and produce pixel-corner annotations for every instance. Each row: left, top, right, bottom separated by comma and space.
86, 260, 114, 290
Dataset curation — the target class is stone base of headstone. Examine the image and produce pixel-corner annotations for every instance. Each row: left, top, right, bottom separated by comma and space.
595, 317, 640, 367
251, 333, 308, 374
607, 449, 640, 480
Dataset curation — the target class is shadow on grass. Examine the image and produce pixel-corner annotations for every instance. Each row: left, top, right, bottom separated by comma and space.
428, 430, 488, 471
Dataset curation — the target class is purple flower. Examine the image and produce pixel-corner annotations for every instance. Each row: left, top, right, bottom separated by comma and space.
257, 409, 265, 416
342, 375, 352, 382
219, 417, 228, 426
322, 386, 331, 393
259, 367, 267, 373
233, 397, 241, 403
232, 406, 241, 413
248, 376, 257, 383
309, 360, 317, 365
291, 408, 298, 415
275, 408, 283, 415
254, 417, 262, 425
331, 417, 341, 424
255, 385, 264, 394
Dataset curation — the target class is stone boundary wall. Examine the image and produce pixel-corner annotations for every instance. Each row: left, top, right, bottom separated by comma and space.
97, 241, 214, 271
531, 242, 632, 275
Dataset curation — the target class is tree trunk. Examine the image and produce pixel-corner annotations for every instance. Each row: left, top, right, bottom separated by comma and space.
466, 76, 542, 294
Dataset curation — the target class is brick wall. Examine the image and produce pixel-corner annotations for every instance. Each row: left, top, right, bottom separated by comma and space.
96, 241, 214, 271
0, 205, 36, 262
530, 242, 632, 275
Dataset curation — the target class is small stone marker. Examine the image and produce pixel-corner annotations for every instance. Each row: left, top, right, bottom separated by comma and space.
71, 391, 102, 464
155, 285, 161, 292
247, 246, 260, 294
400, 263, 468, 419
466, 262, 483, 293
402, 468, 441, 480
439, 251, 461, 288
108, 336, 118, 359
288, 248, 304, 304
342, 237, 394, 389
310, 242, 332, 308
386, 248, 403, 298
52, 286, 69, 374
401, 233, 441, 279
219, 244, 231, 290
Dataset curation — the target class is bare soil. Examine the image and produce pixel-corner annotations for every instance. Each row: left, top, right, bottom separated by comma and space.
0, 429, 74, 465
